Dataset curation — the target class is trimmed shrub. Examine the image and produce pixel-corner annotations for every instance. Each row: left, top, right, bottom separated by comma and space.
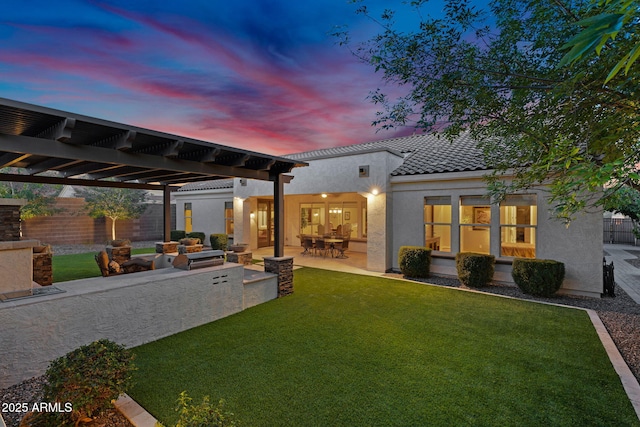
512, 258, 565, 297
456, 252, 495, 288
187, 232, 206, 245
171, 391, 239, 427
171, 230, 186, 241
210, 234, 229, 251
398, 246, 431, 278
36, 339, 136, 426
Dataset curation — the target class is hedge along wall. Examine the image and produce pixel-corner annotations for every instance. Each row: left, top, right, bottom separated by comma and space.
21, 198, 175, 245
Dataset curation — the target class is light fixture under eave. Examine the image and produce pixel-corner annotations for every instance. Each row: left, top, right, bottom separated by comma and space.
321, 193, 328, 198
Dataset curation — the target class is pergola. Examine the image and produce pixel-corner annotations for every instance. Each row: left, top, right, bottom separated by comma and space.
0, 97, 306, 256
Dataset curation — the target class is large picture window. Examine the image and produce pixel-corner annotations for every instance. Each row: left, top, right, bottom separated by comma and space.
300, 203, 326, 236
329, 202, 358, 237
500, 195, 537, 258
424, 196, 451, 252
459, 196, 490, 254
300, 198, 366, 238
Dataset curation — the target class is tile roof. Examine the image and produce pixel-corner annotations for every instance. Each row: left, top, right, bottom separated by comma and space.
178, 132, 488, 191
285, 131, 487, 176
177, 178, 234, 192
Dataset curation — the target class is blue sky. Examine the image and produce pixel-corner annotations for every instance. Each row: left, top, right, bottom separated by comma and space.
0, 0, 446, 155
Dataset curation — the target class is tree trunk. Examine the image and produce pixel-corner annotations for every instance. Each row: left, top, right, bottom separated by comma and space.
111, 217, 117, 240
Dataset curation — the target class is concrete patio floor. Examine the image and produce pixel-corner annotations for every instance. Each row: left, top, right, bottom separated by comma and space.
251, 245, 383, 277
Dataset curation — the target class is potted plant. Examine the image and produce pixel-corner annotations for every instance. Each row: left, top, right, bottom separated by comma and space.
229, 243, 249, 252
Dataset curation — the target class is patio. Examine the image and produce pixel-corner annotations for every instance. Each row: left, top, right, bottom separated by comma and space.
252, 245, 375, 276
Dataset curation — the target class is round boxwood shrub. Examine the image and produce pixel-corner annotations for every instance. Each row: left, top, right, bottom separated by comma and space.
171, 230, 186, 241
35, 339, 136, 426
210, 233, 229, 250
398, 246, 431, 278
512, 258, 565, 297
455, 252, 495, 288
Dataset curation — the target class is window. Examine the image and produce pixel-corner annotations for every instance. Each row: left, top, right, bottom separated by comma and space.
300, 203, 326, 236
424, 196, 451, 252
224, 201, 234, 235
329, 202, 358, 237
184, 203, 192, 233
500, 195, 537, 258
459, 196, 491, 254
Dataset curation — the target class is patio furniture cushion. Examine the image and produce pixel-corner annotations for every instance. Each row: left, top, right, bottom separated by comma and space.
121, 258, 155, 273
109, 260, 122, 274
95, 251, 110, 277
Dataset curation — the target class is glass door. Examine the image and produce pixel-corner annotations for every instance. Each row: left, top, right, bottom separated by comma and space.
257, 199, 274, 248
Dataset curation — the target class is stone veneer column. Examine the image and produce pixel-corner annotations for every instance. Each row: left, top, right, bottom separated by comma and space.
0, 202, 23, 241
263, 256, 294, 297
33, 253, 53, 286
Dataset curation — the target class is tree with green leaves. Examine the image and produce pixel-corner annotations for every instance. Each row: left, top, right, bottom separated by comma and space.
604, 184, 640, 239
81, 187, 148, 240
560, 0, 640, 83
336, 0, 639, 222
0, 180, 60, 220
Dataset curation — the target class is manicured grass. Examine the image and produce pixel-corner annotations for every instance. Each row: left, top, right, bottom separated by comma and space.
129, 268, 639, 426
52, 248, 155, 282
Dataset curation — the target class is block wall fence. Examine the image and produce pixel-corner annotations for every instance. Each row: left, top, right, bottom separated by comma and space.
20, 198, 176, 245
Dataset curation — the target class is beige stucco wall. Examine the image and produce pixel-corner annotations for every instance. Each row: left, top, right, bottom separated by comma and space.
232, 150, 405, 267
391, 172, 603, 297
0, 240, 38, 294
0, 263, 277, 388
174, 188, 233, 238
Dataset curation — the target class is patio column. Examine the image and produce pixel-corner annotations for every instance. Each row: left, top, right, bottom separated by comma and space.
163, 185, 171, 242
273, 174, 285, 257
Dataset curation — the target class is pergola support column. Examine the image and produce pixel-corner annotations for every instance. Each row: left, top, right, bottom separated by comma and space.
163, 185, 171, 242
273, 174, 285, 258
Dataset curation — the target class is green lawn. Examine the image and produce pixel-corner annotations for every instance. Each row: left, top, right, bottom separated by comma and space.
52, 248, 155, 282
129, 268, 639, 426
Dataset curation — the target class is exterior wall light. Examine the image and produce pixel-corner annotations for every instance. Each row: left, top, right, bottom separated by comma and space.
321, 193, 328, 198
371, 188, 380, 196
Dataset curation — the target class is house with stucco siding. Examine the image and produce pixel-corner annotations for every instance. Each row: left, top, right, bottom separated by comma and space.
174, 132, 603, 297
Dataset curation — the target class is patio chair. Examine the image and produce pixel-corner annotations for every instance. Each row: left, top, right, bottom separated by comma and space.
301, 236, 314, 256
315, 239, 329, 257
336, 238, 349, 259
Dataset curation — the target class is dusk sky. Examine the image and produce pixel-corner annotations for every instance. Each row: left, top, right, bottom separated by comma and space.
0, 0, 440, 155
